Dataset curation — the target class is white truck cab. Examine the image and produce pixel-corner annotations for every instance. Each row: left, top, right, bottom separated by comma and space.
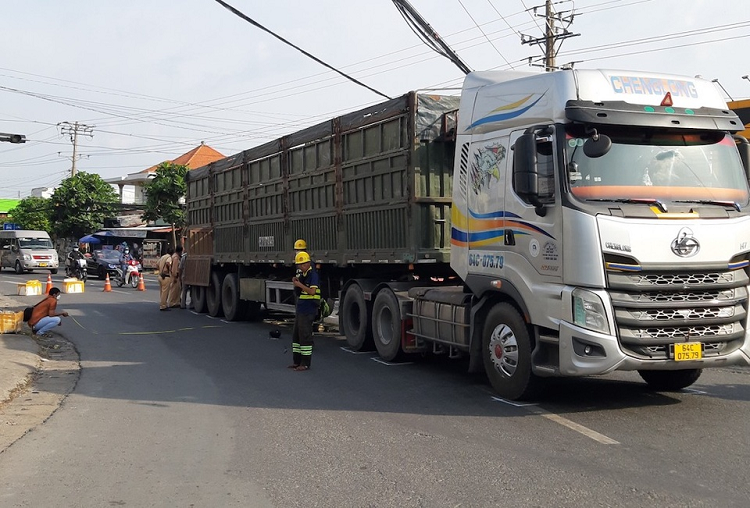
447, 69, 750, 398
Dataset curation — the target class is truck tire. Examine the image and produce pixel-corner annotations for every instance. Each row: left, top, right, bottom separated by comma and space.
482, 303, 539, 400
372, 289, 402, 361
15, 260, 24, 274
342, 284, 373, 351
221, 273, 246, 321
638, 369, 702, 391
192, 286, 207, 313
206, 272, 224, 317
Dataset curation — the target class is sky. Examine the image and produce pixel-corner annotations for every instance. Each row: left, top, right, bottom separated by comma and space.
1, 0, 749, 199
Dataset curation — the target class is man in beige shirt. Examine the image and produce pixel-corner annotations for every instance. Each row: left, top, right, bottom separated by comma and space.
167, 245, 183, 308
157, 246, 174, 311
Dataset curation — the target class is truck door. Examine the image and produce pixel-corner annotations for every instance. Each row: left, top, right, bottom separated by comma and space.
504, 128, 563, 281
465, 137, 509, 278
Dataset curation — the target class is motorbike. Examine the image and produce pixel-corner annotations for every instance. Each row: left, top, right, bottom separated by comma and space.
65, 258, 88, 283
115, 259, 142, 288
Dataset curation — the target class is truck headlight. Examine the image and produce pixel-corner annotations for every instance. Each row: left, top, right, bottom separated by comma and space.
23, 254, 32, 261
572, 289, 610, 334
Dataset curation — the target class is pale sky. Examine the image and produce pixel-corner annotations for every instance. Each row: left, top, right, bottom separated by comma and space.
1, 0, 748, 199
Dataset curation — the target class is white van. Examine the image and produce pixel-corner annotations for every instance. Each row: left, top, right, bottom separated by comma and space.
0, 230, 59, 274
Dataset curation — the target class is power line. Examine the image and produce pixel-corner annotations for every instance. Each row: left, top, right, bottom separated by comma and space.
212, 0, 391, 100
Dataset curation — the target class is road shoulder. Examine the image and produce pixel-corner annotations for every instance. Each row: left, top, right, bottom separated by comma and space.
0, 332, 80, 453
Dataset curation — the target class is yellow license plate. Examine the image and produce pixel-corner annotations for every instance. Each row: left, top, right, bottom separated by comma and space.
673, 342, 702, 361
39, 263, 47, 267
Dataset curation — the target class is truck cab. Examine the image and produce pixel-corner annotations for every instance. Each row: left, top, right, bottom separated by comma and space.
446, 69, 750, 398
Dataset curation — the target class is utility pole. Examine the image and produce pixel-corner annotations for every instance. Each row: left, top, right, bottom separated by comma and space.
58, 121, 94, 176
521, 0, 579, 71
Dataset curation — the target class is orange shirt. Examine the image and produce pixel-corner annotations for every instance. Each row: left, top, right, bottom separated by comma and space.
29, 295, 59, 327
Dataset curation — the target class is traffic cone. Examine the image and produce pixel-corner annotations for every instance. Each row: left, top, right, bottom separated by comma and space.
136, 274, 146, 291
45, 273, 53, 294
103, 273, 112, 292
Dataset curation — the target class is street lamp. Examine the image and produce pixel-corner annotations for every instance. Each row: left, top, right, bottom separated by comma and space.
0, 132, 26, 144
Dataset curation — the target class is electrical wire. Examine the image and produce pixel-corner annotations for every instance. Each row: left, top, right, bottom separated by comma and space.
212, 0, 391, 100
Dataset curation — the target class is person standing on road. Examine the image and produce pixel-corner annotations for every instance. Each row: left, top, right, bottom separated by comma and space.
289, 251, 320, 371
28, 287, 69, 337
168, 245, 183, 308
158, 246, 174, 311
179, 247, 191, 309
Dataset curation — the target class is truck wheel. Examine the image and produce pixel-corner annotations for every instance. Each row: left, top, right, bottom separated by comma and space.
482, 303, 539, 400
206, 272, 224, 317
51, 269, 58, 274
638, 369, 702, 391
372, 289, 402, 361
15, 261, 24, 274
192, 286, 207, 313
221, 273, 246, 321
341, 284, 373, 351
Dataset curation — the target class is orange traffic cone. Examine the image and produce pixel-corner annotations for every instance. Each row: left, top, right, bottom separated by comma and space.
103, 273, 112, 292
45, 272, 53, 294
136, 274, 146, 291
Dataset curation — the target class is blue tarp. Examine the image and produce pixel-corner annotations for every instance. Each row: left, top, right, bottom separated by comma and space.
79, 235, 101, 244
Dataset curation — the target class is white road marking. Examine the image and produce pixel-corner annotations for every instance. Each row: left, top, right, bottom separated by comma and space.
538, 412, 620, 445
371, 358, 413, 366
490, 396, 537, 407
682, 387, 708, 395
340, 347, 376, 355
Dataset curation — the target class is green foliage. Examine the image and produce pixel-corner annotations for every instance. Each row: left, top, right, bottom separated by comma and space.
49, 172, 120, 239
141, 162, 188, 228
8, 197, 52, 232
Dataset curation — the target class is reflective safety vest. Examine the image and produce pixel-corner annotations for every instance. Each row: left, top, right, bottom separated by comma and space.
296, 266, 320, 315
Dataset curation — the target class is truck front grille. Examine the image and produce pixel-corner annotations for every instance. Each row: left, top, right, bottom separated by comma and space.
608, 268, 749, 360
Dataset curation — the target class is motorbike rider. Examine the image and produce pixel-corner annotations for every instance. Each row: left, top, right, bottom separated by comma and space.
120, 247, 134, 283
66, 245, 86, 276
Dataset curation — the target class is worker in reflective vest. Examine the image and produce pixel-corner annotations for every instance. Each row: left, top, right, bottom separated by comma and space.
289, 251, 320, 371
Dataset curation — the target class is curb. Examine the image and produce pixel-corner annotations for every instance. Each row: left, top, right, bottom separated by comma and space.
0, 332, 80, 453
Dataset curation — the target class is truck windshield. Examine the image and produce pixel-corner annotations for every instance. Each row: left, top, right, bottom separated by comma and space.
565, 127, 750, 206
18, 238, 54, 249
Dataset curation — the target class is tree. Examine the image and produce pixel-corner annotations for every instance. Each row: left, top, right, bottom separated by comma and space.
141, 162, 188, 245
8, 197, 53, 232
49, 172, 120, 239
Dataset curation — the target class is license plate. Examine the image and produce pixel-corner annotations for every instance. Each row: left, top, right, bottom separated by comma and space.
673, 342, 702, 361
39, 263, 47, 267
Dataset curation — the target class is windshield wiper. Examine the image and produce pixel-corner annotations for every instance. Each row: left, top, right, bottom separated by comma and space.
673, 200, 741, 212
585, 198, 668, 213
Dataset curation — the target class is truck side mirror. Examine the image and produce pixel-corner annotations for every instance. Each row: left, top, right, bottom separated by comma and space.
583, 134, 612, 158
512, 133, 547, 217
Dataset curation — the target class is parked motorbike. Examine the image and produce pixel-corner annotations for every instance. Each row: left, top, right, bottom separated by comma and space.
65, 258, 88, 283
115, 259, 141, 288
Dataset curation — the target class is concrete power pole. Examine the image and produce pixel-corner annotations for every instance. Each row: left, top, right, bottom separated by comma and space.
521, 0, 579, 72
58, 121, 94, 176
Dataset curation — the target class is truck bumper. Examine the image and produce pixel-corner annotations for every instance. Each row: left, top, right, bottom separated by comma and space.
557, 321, 750, 376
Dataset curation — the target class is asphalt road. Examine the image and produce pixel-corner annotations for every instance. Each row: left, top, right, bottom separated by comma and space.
0, 270, 749, 507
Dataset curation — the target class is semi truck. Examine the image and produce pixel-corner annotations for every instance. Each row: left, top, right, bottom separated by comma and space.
185, 69, 750, 400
